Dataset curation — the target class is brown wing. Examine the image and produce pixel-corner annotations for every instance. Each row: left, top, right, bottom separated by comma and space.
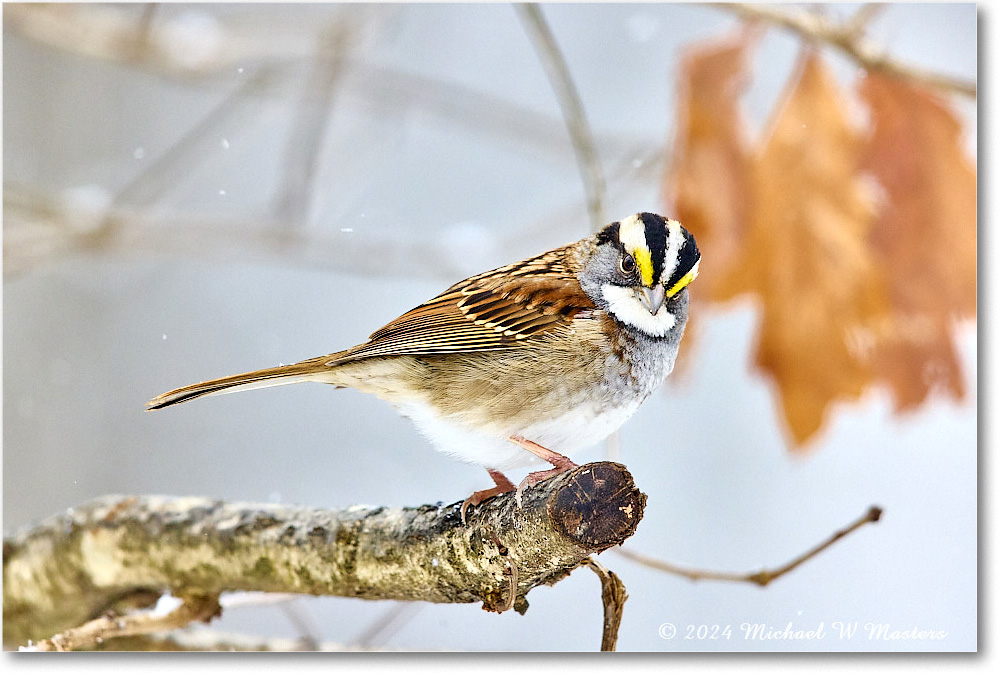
326, 245, 594, 365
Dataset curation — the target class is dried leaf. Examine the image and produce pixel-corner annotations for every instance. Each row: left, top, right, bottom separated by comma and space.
719, 51, 887, 446
664, 29, 756, 381
859, 74, 977, 410
666, 28, 755, 301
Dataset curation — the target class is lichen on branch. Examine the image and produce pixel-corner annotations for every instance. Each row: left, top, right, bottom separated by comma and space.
4, 461, 645, 649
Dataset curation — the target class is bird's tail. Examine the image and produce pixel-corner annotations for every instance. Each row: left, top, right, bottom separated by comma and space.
145, 354, 342, 411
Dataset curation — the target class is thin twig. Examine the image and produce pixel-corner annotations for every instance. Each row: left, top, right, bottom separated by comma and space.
516, 3, 607, 230
112, 66, 279, 210
9, 3, 645, 162
844, 3, 887, 39
25, 594, 222, 652
71, 64, 280, 253
274, 19, 355, 227
1, 186, 579, 282
93, 629, 416, 651
3, 3, 310, 77
517, 3, 618, 465
714, 3, 976, 98
7, 4, 646, 159
3, 137, 662, 281
277, 599, 320, 651
615, 505, 882, 587
133, 3, 159, 52
352, 602, 424, 649
584, 558, 627, 652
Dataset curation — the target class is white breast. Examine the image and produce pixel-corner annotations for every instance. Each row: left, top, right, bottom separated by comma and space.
398, 399, 643, 471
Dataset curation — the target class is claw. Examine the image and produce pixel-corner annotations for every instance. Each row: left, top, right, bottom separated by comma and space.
461, 469, 515, 524
461, 440, 579, 520
508, 437, 578, 506
515, 466, 569, 506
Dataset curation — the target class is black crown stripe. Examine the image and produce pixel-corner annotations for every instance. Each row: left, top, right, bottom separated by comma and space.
596, 220, 621, 247
639, 212, 668, 284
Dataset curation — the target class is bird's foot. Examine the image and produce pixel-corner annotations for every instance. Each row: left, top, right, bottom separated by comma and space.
508, 436, 578, 507
461, 468, 515, 524
514, 466, 574, 507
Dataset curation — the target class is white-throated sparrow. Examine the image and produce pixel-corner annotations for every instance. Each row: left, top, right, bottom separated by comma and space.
148, 212, 700, 516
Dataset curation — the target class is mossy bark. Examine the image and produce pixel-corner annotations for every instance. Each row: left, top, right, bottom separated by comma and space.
4, 461, 644, 648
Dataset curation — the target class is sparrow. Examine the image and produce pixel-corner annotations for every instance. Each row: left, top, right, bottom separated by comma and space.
147, 212, 700, 519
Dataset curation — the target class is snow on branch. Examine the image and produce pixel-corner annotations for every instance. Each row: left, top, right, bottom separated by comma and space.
4, 461, 645, 650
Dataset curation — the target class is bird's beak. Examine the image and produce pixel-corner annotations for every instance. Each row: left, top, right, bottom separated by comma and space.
638, 285, 666, 315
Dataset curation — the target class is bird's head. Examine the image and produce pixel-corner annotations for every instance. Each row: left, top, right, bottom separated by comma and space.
585, 212, 700, 337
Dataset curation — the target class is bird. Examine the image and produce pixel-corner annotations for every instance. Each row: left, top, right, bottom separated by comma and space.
147, 212, 700, 520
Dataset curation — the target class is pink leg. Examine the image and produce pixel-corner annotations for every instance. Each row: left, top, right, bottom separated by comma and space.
509, 436, 578, 506
461, 468, 516, 523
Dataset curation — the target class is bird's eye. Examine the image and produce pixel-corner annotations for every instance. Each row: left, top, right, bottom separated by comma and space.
619, 254, 636, 275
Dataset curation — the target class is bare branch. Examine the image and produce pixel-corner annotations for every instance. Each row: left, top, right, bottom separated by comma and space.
274, 19, 356, 227
9, 1, 973, 103
585, 557, 627, 652
516, 2, 625, 475
8, 172, 668, 283
6, 2, 647, 163
714, 3, 976, 98
615, 505, 882, 586
844, 4, 888, 39
133, 3, 159, 51
277, 598, 321, 651
516, 3, 607, 230
3, 141, 663, 284
92, 629, 406, 651
0, 187, 554, 282
2, 3, 310, 77
25, 594, 222, 652
4, 462, 646, 649
112, 67, 281, 210
352, 602, 424, 649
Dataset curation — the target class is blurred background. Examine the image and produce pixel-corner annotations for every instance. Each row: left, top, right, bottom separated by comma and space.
4, 3, 977, 651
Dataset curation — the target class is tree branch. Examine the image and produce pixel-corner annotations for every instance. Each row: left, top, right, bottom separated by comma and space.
91, 629, 394, 652
1, 184, 610, 283
3, 461, 645, 649
2, 3, 315, 77
23, 594, 222, 652
516, 3, 607, 230
274, 19, 357, 228
615, 505, 882, 586
584, 557, 627, 652
714, 3, 976, 98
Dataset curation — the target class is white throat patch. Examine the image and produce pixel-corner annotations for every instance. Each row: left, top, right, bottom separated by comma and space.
602, 284, 677, 337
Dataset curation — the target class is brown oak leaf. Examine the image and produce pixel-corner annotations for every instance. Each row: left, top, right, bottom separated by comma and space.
859, 73, 977, 411
718, 51, 889, 446
665, 28, 756, 301
664, 29, 757, 381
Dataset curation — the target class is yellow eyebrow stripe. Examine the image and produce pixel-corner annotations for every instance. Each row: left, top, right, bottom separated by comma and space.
634, 247, 654, 286
666, 260, 700, 298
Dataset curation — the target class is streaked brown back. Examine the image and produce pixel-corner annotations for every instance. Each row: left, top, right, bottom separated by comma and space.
326, 243, 594, 366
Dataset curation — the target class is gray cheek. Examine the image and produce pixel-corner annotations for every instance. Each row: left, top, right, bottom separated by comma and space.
668, 289, 690, 324
578, 270, 616, 309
